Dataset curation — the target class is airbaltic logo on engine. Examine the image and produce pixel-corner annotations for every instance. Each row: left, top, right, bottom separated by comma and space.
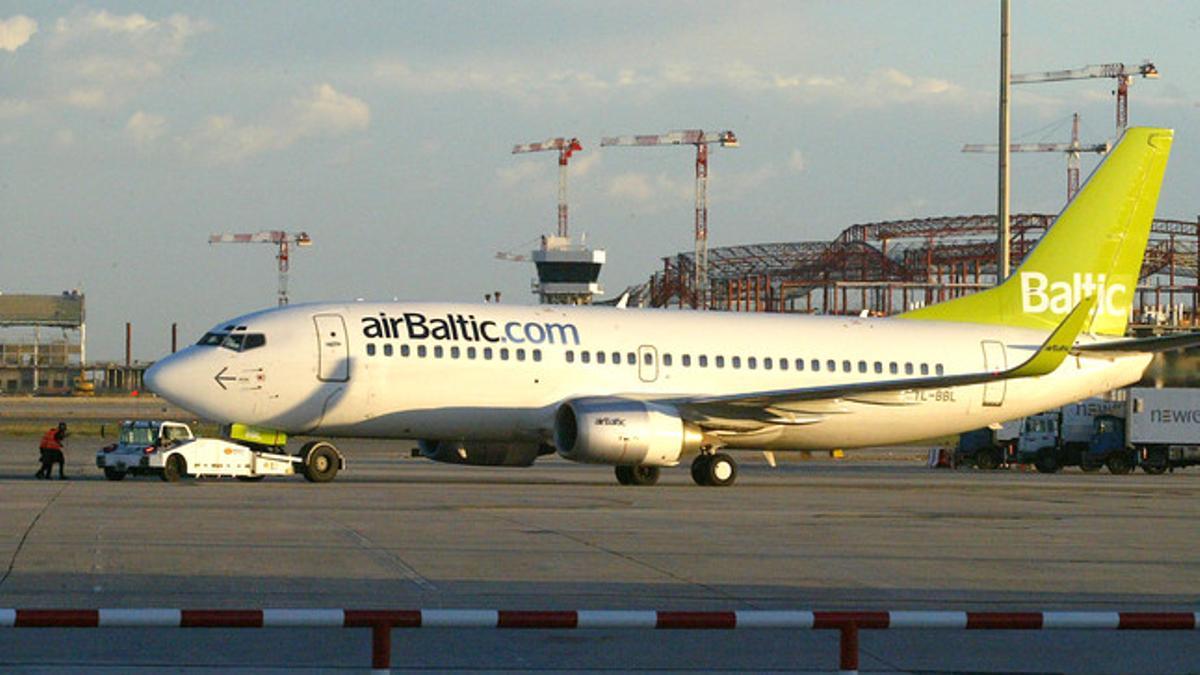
361, 312, 581, 345
1020, 272, 1127, 318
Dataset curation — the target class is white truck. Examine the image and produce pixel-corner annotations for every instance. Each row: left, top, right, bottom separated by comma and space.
1091, 387, 1200, 474
1014, 394, 1129, 474
95, 420, 344, 483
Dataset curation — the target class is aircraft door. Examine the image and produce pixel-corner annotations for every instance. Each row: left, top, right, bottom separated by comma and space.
981, 340, 1006, 407
637, 345, 658, 383
314, 314, 350, 382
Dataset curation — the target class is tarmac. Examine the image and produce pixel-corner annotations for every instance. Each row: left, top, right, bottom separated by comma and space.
0, 429, 1198, 673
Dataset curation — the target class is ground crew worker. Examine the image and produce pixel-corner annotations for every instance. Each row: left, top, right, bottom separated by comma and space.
36, 422, 69, 480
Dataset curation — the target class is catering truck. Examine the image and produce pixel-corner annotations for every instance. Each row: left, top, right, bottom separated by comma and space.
1090, 387, 1200, 474
95, 420, 344, 482
1013, 394, 1128, 474
955, 420, 1021, 470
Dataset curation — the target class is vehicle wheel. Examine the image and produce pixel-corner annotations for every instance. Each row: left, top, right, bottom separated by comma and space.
1141, 448, 1168, 475
974, 447, 1001, 471
704, 453, 738, 487
236, 475, 266, 482
691, 455, 713, 486
614, 465, 633, 485
103, 467, 126, 481
161, 454, 186, 482
628, 466, 660, 486
302, 442, 340, 483
1106, 453, 1134, 475
1034, 450, 1060, 474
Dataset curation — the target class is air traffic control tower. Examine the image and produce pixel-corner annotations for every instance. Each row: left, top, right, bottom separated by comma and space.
531, 235, 605, 305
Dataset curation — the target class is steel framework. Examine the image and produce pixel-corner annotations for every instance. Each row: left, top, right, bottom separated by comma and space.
644, 214, 1200, 331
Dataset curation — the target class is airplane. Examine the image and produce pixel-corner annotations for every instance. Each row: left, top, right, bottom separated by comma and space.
146, 126, 1193, 486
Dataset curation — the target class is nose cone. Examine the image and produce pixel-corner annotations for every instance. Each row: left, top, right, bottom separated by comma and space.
144, 349, 212, 412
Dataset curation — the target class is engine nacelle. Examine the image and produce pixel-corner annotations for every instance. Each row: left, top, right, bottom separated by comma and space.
415, 440, 553, 467
554, 397, 703, 467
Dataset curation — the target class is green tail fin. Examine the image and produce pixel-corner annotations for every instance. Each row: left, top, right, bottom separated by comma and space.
900, 127, 1173, 336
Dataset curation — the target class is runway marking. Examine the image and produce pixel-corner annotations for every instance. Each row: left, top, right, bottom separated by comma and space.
0, 483, 68, 590
332, 521, 437, 591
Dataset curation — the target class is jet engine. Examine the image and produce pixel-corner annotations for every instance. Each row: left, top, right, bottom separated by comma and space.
554, 397, 703, 466
415, 440, 553, 467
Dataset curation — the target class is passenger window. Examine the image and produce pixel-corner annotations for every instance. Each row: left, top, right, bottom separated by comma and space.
699, 355, 708, 367
920, 363, 929, 375
418, 345, 427, 358
826, 359, 836, 372
905, 362, 913, 375
434, 346, 444, 358
763, 357, 772, 370
597, 351, 606, 364
451, 346, 460, 359
643, 352, 653, 366
748, 357, 757, 369
500, 348, 510, 361
467, 346, 476, 359
780, 358, 789, 371
516, 349, 526, 362
384, 344, 394, 357
716, 356, 725, 368
874, 362, 882, 374
366, 343, 376, 356
889, 362, 898, 374
566, 350, 574, 363
813, 359, 821, 372
842, 360, 851, 373
533, 349, 542, 362
663, 354, 673, 367
682, 354, 692, 367
402, 344, 411, 357
627, 353, 636, 365
582, 351, 591, 364
732, 356, 741, 369
936, 364, 944, 376
612, 351, 620, 364
483, 347, 493, 360
857, 360, 867, 373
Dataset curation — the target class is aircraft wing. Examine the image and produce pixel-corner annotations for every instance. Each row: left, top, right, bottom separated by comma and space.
674, 296, 1094, 423
1072, 331, 1200, 355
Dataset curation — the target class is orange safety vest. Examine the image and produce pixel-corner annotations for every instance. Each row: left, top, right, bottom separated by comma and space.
40, 428, 62, 451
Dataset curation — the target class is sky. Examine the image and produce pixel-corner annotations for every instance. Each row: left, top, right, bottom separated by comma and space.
1, 1, 1198, 362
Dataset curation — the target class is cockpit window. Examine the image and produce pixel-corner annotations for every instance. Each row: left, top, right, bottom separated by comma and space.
197, 332, 266, 352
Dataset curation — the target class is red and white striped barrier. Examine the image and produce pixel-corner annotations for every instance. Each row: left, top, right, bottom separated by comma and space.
3, 609, 1198, 673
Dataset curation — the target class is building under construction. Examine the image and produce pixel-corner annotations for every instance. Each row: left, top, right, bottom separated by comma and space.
641, 213, 1200, 333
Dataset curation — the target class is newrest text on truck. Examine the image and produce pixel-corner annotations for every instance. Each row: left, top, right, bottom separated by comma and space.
1091, 387, 1200, 474
95, 420, 345, 482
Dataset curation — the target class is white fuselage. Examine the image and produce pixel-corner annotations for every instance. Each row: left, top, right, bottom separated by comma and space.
145, 301, 1151, 452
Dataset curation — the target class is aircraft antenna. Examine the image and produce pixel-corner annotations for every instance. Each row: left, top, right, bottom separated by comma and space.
601, 129, 738, 309
209, 231, 314, 306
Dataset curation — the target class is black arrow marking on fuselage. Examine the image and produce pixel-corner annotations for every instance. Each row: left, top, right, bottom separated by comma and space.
214, 367, 237, 390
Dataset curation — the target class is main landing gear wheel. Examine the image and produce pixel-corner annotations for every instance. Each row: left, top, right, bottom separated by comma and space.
302, 441, 341, 483
691, 453, 737, 487
614, 465, 660, 486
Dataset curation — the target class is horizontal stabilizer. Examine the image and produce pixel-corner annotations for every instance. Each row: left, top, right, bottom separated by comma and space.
1074, 331, 1200, 355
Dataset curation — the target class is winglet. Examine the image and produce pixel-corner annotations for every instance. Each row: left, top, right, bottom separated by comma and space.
1009, 295, 1095, 377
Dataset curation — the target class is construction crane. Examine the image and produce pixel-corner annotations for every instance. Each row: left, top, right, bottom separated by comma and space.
1011, 61, 1158, 132
209, 231, 313, 306
511, 137, 583, 239
963, 113, 1110, 201
601, 129, 738, 309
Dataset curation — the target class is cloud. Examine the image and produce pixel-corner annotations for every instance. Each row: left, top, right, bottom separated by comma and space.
607, 172, 692, 205
125, 111, 167, 147
788, 149, 807, 173
183, 83, 370, 163
0, 15, 37, 52
48, 9, 210, 109
496, 160, 544, 188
